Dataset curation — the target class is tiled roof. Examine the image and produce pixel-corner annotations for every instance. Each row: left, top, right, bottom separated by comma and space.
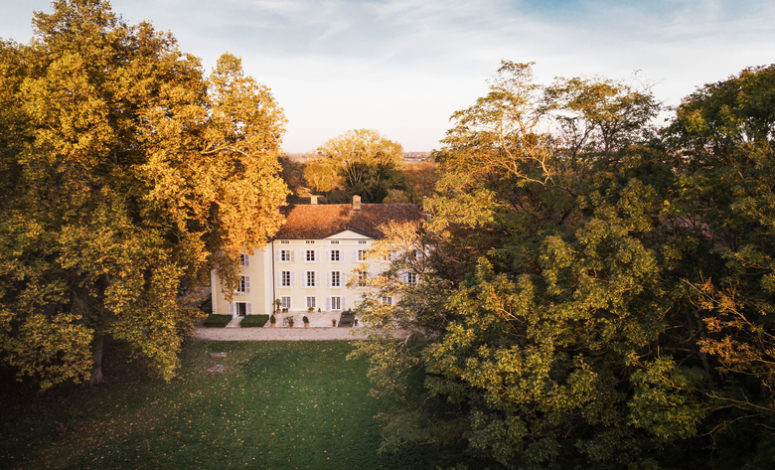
274, 203, 422, 240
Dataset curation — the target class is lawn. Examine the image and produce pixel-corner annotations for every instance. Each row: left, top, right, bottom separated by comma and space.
0, 340, 437, 469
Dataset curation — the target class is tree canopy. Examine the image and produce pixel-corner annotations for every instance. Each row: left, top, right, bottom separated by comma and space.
354, 62, 775, 468
0, 0, 287, 388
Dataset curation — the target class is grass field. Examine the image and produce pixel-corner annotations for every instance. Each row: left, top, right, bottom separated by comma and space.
0, 340, 437, 469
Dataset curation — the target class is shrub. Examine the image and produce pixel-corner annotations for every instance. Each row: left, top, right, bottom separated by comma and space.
270, 315, 276, 324
240, 315, 270, 328
303, 316, 309, 324
203, 314, 232, 328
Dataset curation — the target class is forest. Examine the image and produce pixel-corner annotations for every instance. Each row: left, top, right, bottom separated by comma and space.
1, 0, 775, 468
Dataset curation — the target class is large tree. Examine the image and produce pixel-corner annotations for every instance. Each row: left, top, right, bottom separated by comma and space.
0, 0, 287, 388
356, 62, 775, 468
310, 128, 407, 202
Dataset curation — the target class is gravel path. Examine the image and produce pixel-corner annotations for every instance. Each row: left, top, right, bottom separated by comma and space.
194, 326, 407, 341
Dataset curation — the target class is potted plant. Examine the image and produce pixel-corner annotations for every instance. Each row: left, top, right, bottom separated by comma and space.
270, 315, 276, 327
307, 306, 314, 313
273, 299, 282, 313
303, 316, 309, 328
282, 307, 289, 313
287, 316, 294, 328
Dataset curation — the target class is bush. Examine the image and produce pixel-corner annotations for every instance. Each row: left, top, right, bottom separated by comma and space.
240, 315, 270, 328
303, 316, 309, 324
203, 314, 232, 328
270, 315, 276, 324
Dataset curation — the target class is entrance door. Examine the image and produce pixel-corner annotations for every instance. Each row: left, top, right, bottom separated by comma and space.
236, 302, 247, 316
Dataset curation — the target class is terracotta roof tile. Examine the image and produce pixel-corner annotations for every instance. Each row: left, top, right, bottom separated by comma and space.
274, 203, 422, 240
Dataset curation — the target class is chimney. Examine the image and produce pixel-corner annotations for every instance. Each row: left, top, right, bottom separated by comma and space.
352, 195, 362, 211
310, 195, 318, 205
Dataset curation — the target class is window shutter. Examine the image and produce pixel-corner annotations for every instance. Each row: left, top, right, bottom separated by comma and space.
228, 303, 235, 316
352, 250, 357, 261
276, 271, 281, 287
245, 276, 251, 293
290, 250, 295, 262
325, 249, 330, 261
291, 272, 296, 287
246, 302, 253, 315
342, 296, 346, 310
327, 272, 332, 288
315, 271, 319, 287
326, 297, 331, 311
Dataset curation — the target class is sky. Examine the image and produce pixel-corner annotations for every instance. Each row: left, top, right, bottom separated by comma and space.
1, 0, 773, 152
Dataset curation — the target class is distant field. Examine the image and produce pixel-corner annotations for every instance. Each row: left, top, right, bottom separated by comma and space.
0, 341, 437, 469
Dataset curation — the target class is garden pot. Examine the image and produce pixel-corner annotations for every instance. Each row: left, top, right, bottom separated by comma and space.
304, 323, 309, 328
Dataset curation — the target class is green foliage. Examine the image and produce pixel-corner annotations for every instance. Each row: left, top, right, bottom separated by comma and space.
355, 62, 775, 468
241, 314, 270, 328
0, 0, 287, 388
203, 314, 233, 328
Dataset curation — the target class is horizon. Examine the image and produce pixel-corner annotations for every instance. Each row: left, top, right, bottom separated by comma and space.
2, 0, 773, 153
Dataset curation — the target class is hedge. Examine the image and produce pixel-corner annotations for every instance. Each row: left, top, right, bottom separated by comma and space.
240, 315, 270, 328
203, 314, 232, 327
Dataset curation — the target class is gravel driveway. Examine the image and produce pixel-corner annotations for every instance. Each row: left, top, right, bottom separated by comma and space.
194, 326, 407, 341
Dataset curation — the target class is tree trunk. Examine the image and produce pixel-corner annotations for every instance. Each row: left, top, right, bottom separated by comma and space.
89, 334, 104, 386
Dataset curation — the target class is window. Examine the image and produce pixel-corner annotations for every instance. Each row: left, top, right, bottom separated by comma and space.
281, 271, 291, 287
236, 275, 250, 293
358, 240, 367, 245
305, 240, 315, 244
306, 250, 316, 262
280, 240, 290, 245
306, 296, 316, 309
330, 240, 339, 245
330, 249, 340, 262
381, 296, 393, 306
280, 249, 292, 262
306, 271, 316, 288
281, 296, 291, 309
331, 271, 341, 287
358, 271, 368, 287
239, 254, 249, 266
407, 272, 417, 286
331, 296, 342, 310
357, 249, 367, 261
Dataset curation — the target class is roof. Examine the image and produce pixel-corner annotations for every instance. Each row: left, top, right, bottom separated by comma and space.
273, 203, 423, 240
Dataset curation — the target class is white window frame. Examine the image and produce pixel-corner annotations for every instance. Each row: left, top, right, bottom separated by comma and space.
281, 271, 291, 287
381, 296, 393, 306
239, 254, 250, 266
280, 249, 292, 262
331, 271, 341, 288
357, 271, 368, 287
305, 240, 315, 245
306, 296, 316, 309
306, 271, 316, 288
407, 272, 417, 286
306, 249, 316, 262
357, 249, 367, 261
280, 240, 290, 245
331, 296, 342, 310
236, 275, 250, 293
330, 249, 340, 262
281, 296, 291, 309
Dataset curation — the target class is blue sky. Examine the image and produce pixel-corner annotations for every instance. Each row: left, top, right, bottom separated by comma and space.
2, 0, 773, 152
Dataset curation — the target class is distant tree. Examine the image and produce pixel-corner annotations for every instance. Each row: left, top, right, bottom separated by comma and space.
403, 162, 438, 203
316, 129, 407, 202
302, 158, 343, 194
0, 0, 287, 388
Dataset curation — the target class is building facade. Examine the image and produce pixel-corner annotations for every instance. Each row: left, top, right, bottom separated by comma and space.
210, 196, 421, 319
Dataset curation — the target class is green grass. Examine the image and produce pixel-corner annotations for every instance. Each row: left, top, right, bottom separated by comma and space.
0, 341, 437, 469
240, 314, 269, 328
202, 314, 232, 327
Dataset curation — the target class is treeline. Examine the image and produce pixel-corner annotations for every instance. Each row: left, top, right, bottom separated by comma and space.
356, 62, 775, 468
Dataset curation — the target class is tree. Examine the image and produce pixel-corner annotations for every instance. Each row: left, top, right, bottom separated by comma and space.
0, 0, 287, 388
315, 129, 407, 202
354, 61, 775, 468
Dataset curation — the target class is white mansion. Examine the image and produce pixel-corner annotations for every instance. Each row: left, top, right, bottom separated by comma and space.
210, 196, 422, 319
